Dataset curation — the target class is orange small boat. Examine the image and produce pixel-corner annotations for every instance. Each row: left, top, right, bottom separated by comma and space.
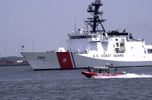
82, 66, 126, 78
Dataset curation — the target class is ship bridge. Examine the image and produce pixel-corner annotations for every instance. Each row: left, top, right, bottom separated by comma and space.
67, 28, 129, 55
67, 29, 101, 54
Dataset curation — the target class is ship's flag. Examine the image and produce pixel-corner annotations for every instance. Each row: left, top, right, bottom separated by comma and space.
21, 44, 25, 52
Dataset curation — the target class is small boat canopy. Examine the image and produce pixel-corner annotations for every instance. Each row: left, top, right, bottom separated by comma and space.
93, 66, 109, 73
94, 66, 109, 69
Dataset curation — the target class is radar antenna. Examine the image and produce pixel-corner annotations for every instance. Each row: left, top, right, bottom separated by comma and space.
86, 0, 106, 33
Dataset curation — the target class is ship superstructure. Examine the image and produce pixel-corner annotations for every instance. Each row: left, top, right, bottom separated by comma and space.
21, 0, 152, 70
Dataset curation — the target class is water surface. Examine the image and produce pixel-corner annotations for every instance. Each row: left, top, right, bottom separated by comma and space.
0, 66, 152, 100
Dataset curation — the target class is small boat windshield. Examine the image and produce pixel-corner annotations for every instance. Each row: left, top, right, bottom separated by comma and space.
93, 67, 109, 74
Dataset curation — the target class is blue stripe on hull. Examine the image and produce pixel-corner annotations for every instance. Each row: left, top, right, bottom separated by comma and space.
70, 52, 76, 68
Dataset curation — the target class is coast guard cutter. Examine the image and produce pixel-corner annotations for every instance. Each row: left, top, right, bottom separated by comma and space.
21, 0, 152, 70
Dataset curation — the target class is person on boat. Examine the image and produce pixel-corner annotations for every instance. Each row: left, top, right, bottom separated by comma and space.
88, 66, 91, 72
111, 64, 113, 67
99, 69, 102, 73
114, 68, 118, 74
129, 33, 133, 39
105, 64, 111, 68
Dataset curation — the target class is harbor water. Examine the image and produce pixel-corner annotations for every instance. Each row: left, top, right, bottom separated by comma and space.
0, 66, 152, 100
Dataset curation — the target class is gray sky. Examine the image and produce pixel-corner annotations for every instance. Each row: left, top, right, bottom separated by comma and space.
0, 0, 152, 57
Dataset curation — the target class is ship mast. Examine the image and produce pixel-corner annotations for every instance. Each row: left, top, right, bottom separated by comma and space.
86, 0, 106, 33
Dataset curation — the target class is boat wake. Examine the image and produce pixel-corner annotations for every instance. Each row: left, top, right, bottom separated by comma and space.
91, 73, 152, 79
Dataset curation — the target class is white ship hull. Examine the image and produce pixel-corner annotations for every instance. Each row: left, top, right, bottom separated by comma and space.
22, 52, 152, 71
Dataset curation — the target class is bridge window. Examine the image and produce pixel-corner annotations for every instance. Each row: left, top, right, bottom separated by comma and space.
116, 43, 119, 47
70, 35, 92, 39
93, 35, 98, 38
147, 49, 152, 54
120, 43, 124, 47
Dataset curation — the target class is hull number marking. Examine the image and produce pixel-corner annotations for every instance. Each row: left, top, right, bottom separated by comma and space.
37, 56, 45, 60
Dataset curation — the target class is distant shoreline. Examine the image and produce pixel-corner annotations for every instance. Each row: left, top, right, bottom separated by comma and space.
0, 64, 29, 66
0, 56, 29, 66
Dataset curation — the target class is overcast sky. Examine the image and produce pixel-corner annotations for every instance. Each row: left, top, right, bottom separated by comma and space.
0, 0, 152, 57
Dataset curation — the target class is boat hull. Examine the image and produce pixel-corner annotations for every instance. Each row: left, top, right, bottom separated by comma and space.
21, 52, 152, 70
81, 71, 123, 79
